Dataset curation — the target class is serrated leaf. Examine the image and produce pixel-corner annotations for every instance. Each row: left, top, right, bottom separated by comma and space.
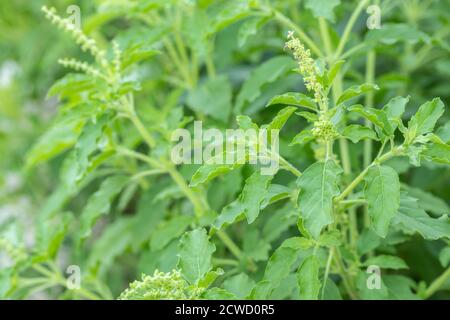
327, 60, 345, 86
383, 96, 409, 131
190, 163, 241, 187
223, 273, 255, 299
266, 92, 317, 111
297, 255, 321, 300
297, 160, 343, 239
213, 200, 245, 230
186, 75, 232, 122
236, 56, 296, 113
364, 165, 400, 237
336, 83, 379, 106
203, 288, 237, 299
384, 275, 419, 300
401, 185, 449, 216
238, 15, 270, 47
366, 23, 430, 45
407, 98, 445, 138
151, 215, 193, 251
240, 171, 273, 223
26, 115, 86, 168
342, 124, 379, 143
266, 106, 296, 132
76, 175, 128, 245
305, 0, 340, 22
296, 111, 319, 122
178, 228, 216, 285
421, 139, 450, 165
356, 270, 389, 300
363, 255, 408, 270
392, 193, 450, 240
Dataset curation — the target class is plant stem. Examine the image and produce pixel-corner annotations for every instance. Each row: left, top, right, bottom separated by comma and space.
165, 162, 205, 218
424, 267, 450, 299
363, 48, 376, 228
335, 146, 403, 202
334, 248, 358, 299
215, 229, 257, 272
321, 247, 334, 299
272, 10, 324, 58
335, 0, 370, 59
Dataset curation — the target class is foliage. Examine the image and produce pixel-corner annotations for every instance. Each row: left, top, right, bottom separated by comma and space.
1, 0, 449, 300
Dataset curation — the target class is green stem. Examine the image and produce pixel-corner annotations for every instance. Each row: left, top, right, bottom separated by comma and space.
335, 146, 403, 202
363, 49, 376, 228
272, 10, 324, 58
334, 248, 358, 300
424, 267, 450, 299
321, 247, 334, 299
335, 0, 370, 59
165, 162, 205, 218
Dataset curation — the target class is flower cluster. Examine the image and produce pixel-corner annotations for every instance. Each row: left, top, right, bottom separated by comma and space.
41, 6, 108, 67
285, 31, 326, 107
118, 269, 203, 300
0, 238, 27, 263
311, 113, 338, 142
58, 58, 102, 78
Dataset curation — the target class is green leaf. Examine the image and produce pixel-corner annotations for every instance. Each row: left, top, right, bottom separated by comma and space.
296, 111, 319, 122
357, 229, 382, 255
203, 288, 237, 300
243, 228, 270, 261
151, 216, 193, 251
190, 163, 241, 187
366, 23, 430, 45
407, 98, 445, 138
297, 255, 321, 300
290, 130, 315, 145
364, 165, 400, 237
383, 96, 409, 121
266, 92, 317, 111
356, 270, 389, 300
421, 139, 450, 165
61, 115, 110, 188
236, 115, 259, 130
198, 269, 224, 289
384, 275, 419, 300
47, 73, 95, 99
240, 171, 273, 224
213, 200, 245, 230
238, 15, 270, 47
327, 60, 345, 86
336, 83, 379, 106
322, 278, 342, 300
76, 175, 128, 245
401, 185, 449, 216
342, 124, 379, 143
263, 246, 297, 289
392, 193, 450, 240
439, 247, 450, 267
86, 217, 134, 274
266, 106, 297, 132
178, 228, 216, 285
305, 0, 341, 22
347, 105, 389, 133
223, 273, 255, 299
363, 255, 408, 270
26, 114, 86, 168
208, 0, 252, 34
186, 75, 232, 122
236, 56, 296, 113
297, 160, 343, 239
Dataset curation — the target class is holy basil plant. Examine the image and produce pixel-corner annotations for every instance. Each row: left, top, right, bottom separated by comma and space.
0, 0, 449, 300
